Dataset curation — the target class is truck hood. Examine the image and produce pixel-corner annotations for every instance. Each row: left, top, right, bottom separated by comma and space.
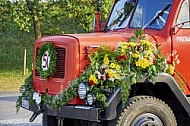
67, 32, 134, 54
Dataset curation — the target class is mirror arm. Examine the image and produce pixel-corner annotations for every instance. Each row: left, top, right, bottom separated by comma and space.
95, 11, 101, 32
172, 21, 190, 35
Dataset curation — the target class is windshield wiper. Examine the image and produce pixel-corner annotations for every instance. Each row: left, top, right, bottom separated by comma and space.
118, 4, 134, 27
142, 4, 171, 30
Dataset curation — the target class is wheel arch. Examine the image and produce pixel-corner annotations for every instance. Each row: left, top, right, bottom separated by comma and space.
101, 73, 190, 122
133, 73, 190, 117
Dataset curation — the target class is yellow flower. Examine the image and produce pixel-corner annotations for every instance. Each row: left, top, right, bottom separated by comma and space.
103, 54, 109, 65
121, 42, 127, 49
140, 40, 153, 48
115, 65, 121, 71
94, 79, 98, 84
107, 69, 114, 77
114, 73, 120, 79
122, 42, 127, 46
167, 65, 174, 75
104, 59, 109, 65
128, 42, 137, 47
136, 58, 149, 69
136, 61, 140, 66
132, 51, 140, 58
110, 63, 116, 69
141, 64, 146, 69
121, 48, 126, 54
89, 75, 98, 84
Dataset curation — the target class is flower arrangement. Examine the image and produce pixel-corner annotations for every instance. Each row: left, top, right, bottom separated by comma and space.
16, 30, 176, 110
83, 37, 171, 106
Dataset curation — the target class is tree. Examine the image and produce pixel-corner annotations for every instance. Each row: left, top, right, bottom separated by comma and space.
1, 0, 114, 39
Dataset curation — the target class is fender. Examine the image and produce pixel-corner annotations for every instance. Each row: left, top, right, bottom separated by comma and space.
101, 86, 121, 120
101, 72, 190, 120
140, 73, 190, 116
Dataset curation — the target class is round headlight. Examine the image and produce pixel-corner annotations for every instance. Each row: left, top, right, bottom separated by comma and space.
87, 93, 96, 105
78, 82, 89, 99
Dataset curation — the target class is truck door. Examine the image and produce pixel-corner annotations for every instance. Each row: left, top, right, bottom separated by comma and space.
172, 0, 190, 94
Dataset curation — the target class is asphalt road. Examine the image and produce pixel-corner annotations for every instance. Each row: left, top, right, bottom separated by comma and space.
0, 92, 42, 126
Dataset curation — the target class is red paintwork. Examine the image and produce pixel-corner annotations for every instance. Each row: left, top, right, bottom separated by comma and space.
32, 0, 190, 105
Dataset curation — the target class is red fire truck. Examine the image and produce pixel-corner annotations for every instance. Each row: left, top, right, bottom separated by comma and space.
19, 0, 190, 125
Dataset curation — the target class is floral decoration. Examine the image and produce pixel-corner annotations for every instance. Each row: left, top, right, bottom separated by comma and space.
16, 30, 176, 110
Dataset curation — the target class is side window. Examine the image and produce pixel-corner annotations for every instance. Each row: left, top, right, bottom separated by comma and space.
177, 0, 190, 28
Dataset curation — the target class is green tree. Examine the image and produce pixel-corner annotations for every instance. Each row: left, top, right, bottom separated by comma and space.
1, 0, 114, 39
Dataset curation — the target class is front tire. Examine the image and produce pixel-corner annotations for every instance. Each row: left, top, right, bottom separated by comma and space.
117, 96, 177, 126
42, 114, 58, 126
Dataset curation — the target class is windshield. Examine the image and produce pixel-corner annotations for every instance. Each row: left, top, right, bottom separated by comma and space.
105, 0, 135, 30
130, 0, 173, 30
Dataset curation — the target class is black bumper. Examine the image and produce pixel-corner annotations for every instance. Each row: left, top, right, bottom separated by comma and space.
24, 87, 121, 122
46, 105, 99, 122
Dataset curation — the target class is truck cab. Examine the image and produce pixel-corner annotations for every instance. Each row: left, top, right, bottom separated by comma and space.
18, 0, 190, 126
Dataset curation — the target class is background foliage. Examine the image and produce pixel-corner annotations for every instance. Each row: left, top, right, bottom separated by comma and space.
0, 0, 113, 91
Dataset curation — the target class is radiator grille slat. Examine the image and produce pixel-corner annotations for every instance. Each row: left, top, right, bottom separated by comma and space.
35, 46, 66, 78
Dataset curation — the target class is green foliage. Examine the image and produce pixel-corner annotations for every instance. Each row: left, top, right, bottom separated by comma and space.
0, 28, 34, 73
12, 0, 31, 32
42, 79, 80, 109
0, 0, 114, 74
0, 1, 14, 31
1, 0, 114, 35
129, 29, 145, 42
16, 74, 34, 113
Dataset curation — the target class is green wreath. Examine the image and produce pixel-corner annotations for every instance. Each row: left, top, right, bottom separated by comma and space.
36, 42, 57, 79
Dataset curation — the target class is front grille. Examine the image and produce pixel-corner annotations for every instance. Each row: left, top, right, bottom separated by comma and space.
35, 46, 66, 78
53, 47, 66, 78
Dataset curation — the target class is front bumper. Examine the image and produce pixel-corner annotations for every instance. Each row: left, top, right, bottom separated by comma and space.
26, 103, 99, 121
22, 87, 121, 122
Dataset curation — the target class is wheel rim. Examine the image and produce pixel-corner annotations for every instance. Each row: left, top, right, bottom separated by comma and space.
131, 113, 164, 126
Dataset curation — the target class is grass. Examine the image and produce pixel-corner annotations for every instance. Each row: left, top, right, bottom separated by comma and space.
0, 76, 25, 92
0, 26, 34, 92
0, 71, 31, 93
0, 71, 29, 92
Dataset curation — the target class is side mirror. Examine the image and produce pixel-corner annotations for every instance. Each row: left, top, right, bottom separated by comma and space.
171, 21, 190, 35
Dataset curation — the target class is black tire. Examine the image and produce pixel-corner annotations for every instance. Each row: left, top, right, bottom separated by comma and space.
42, 114, 80, 126
116, 96, 177, 126
42, 114, 58, 126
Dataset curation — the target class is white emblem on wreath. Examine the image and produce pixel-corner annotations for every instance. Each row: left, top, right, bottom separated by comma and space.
41, 51, 50, 71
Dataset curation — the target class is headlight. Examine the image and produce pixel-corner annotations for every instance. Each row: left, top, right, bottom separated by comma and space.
87, 93, 96, 105
78, 82, 89, 99
19, 85, 25, 93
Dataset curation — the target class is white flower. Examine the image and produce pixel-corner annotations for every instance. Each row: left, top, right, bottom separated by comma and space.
95, 63, 99, 70
109, 77, 115, 82
95, 70, 101, 79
